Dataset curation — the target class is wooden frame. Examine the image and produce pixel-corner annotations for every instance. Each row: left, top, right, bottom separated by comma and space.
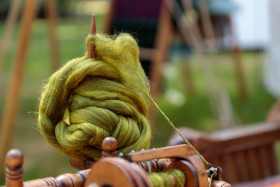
4, 138, 231, 187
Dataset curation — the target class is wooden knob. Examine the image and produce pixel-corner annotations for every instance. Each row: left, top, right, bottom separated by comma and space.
6, 149, 23, 170
6, 149, 24, 187
102, 137, 117, 157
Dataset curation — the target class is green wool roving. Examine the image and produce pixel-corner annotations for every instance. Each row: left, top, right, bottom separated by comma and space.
38, 33, 151, 161
148, 170, 185, 187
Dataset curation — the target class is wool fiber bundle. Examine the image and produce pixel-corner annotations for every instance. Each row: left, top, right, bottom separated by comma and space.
38, 33, 151, 161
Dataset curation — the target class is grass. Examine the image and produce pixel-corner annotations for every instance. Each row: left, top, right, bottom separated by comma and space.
0, 14, 277, 184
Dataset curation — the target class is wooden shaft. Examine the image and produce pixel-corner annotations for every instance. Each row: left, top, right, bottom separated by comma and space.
125, 144, 197, 162
232, 45, 247, 100
45, 0, 60, 72
23, 169, 91, 186
0, 0, 39, 174
87, 15, 96, 59
0, 0, 22, 76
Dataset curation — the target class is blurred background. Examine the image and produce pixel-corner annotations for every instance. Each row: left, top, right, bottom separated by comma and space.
0, 0, 278, 184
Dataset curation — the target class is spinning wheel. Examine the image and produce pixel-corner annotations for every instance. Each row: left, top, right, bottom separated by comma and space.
4, 137, 231, 187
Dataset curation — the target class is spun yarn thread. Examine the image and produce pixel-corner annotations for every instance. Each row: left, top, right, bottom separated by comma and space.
147, 169, 185, 187
38, 33, 151, 161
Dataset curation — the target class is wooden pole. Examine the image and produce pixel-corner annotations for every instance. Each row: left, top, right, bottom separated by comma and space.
227, 16, 247, 100
0, 0, 22, 75
148, 1, 173, 123
45, 0, 60, 72
0, 0, 39, 174
88, 15, 97, 59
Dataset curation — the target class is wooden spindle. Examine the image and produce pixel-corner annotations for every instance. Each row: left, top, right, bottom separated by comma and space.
5, 149, 24, 187
87, 15, 97, 59
102, 137, 117, 157
24, 169, 91, 186
24, 177, 60, 186
56, 173, 84, 186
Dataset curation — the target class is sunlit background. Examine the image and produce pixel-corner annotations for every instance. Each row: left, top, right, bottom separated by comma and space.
0, 0, 278, 184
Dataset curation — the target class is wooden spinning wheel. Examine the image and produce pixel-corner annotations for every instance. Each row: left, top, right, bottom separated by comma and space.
4, 137, 231, 187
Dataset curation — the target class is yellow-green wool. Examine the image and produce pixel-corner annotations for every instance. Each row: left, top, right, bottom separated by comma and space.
38, 33, 151, 161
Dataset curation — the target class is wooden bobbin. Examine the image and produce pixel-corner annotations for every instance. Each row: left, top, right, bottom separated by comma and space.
85, 157, 152, 187
137, 158, 173, 172
5, 149, 24, 187
125, 144, 209, 187
165, 160, 198, 187
102, 137, 117, 157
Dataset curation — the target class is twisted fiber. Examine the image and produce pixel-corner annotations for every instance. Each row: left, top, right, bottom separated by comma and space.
147, 169, 185, 187
38, 33, 151, 160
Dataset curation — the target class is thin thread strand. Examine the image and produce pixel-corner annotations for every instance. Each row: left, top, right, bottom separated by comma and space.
146, 92, 210, 166
209, 173, 214, 187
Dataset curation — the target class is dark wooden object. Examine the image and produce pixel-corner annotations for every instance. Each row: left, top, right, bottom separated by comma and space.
169, 102, 280, 185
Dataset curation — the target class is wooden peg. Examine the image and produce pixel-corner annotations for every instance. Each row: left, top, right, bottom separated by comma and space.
5, 149, 24, 187
87, 14, 97, 59
102, 137, 117, 157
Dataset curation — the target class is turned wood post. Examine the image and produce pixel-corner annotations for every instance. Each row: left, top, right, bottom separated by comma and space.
102, 137, 117, 157
5, 149, 24, 187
